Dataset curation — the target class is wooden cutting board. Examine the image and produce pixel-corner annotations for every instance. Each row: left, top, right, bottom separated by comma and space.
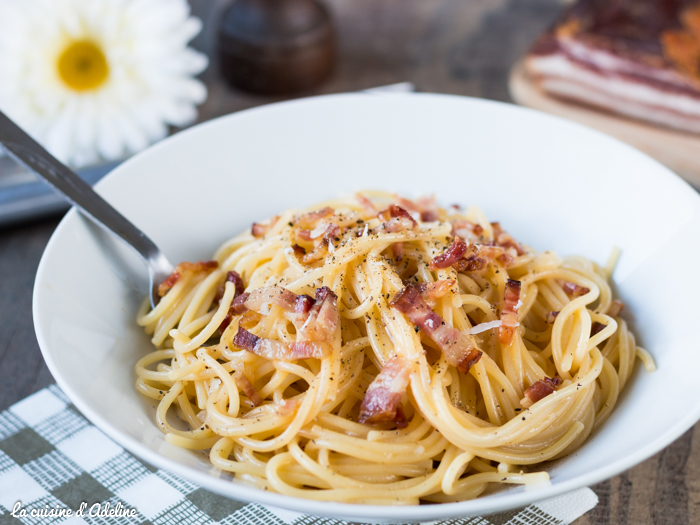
508, 60, 700, 188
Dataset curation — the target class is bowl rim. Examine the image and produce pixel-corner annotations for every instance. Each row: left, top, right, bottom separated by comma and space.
32, 91, 700, 522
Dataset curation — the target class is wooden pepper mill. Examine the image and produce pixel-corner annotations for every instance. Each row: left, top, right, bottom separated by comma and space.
218, 0, 336, 95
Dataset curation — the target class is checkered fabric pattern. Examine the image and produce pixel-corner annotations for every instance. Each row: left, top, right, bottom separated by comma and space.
0, 386, 598, 525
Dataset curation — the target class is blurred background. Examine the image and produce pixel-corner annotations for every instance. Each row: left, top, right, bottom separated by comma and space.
1, 0, 566, 225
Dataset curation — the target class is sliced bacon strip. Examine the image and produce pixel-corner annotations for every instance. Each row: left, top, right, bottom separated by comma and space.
252, 216, 280, 238
521, 376, 562, 408
232, 327, 329, 361
499, 279, 521, 345
294, 207, 334, 229
231, 287, 339, 360
560, 281, 590, 296
233, 370, 263, 406
378, 205, 418, 233
245, 286, 298, 313
158, 261, 219, 297
429, 237, 469, 270
219, 292, 251, 334
297, 287, 339, 344
391, 284, 482, 374
607, 299, 625, 317
358, 357, 413, 426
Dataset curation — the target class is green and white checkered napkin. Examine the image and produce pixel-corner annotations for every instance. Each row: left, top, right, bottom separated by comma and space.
0, 385, 598, 525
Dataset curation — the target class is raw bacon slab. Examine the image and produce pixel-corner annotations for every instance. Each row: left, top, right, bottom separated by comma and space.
525, 0, 700, 134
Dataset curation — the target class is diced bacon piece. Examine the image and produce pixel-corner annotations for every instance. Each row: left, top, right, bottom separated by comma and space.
391, 284, 482, 374
415, 195, 439, 222
232, 327, 260, 350
359, 357, 413, 426
158, 273, 180, 298
521, 376, 562, 408
545, 310, 560, 324
230, 292, 250, 315
297, 229, 313, 241
478, 245, 515, 268
415, 279, 456, 307
560, 281, 590, 296
158, 260, 219, 297
233, 327, 329, 361
251, 216, 280, 238
301, 223, 341, 264
453, 255, 488, 272
294, 294, 315, 314
292, 244, 306, 257
429, 237, 469, 270
294, 207, 334, 229
489, 222, 526, 256
391, 242, 404, 261
378, 205, 418, 233
430, 237, 515, 272
356, 193, 378, 217
233, 370, 263, 406
591, 322, 607, 336
324, 223, 342, 242
496, 234, 526, 256
245, 286, 298, 313
215, 271, 245, 303
297, 287, 339, 344
218, 292, 251, 334
491, 222, 504, 238
607, 299, 625, 317
499, 279, 521, 345
394, 404, 408, 429
395, 195, 439, 222
452, 219, 484, 242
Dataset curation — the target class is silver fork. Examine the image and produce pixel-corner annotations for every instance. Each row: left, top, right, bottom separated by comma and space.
0, 110, 173, 308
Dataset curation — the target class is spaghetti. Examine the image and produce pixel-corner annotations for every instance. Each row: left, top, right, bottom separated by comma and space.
135, 191, 654, 504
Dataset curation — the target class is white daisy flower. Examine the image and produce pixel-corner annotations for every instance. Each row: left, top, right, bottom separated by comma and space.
0, 0, 208, 168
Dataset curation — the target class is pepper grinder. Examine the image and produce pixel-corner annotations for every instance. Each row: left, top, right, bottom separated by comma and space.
218, 0, 336, 95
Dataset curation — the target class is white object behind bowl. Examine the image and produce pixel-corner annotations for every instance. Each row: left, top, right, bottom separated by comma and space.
33, 93, 700, 523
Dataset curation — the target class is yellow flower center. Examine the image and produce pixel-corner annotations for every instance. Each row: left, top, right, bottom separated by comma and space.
57, 41, 109, 91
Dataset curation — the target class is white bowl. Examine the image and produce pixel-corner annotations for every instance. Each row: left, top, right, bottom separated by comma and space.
33, 93, 700, 523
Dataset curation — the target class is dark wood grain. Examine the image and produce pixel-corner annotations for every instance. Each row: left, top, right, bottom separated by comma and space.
0, 1, 695, 523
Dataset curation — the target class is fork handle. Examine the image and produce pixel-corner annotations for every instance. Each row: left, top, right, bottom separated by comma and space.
0, 110, 164, 267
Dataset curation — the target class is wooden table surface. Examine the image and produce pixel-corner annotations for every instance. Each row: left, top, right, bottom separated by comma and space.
0, 1, 695, 523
